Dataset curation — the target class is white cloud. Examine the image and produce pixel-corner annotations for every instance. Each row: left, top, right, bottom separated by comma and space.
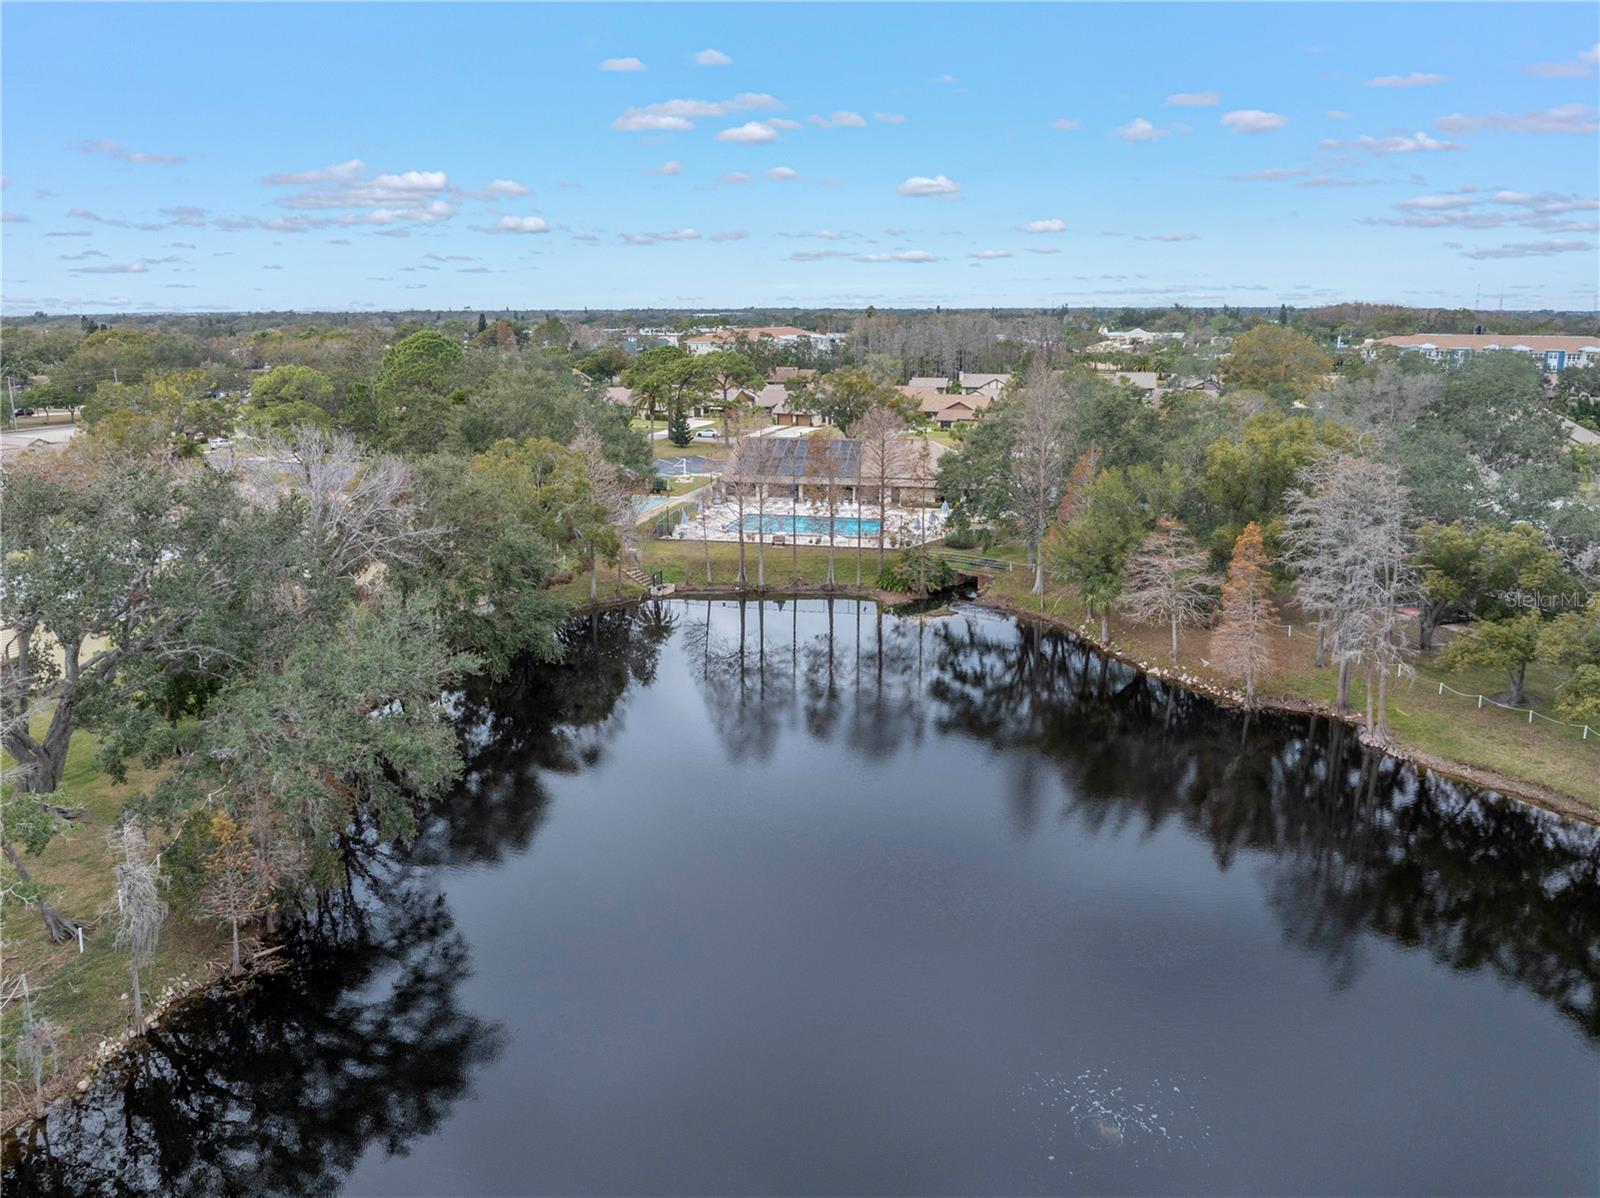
1526, 43, 1599, 78
257, 164, 456, 229
614, 112, 693, 133
649, 160, 682, 176
1365, 71, 1447, 88
1228, 167, 1312, 181
718, 172, 753, 185
1461, 239, 1594, 259
1137, 232, 1200, 242
970, 250, 1013, 259
765, 166, 801, 181
1166, 91, 1220, 107
1325, 109, 1351, 120
1017, 218, 1066, 233
1112, 118, 1169, 142
897, 173, 960, 197
483, 179, 531, 198
2, 213, 31, 223
78, 138, 184, 165
694, 48, 732, 67
71, 262, 148, 274
874, 112, 906, 125
619, 228, 702, 245
599, 57, 647, 72
1026, 247, 1061, 255
790, 250, 848, 262
1435, 105, 1597, 135
807, 110, 867, 128
1220, 109, 1287, 133
1397, 193, 1476, 210
709, 228, 747, 241
718, 121, 779, 143
932, 73, 957, 85
1049, 118, 1081, 130
1319, 131, 1462, 154
854, 249, 939, 263
482, 215, 549, 234
262, 159, 365, 185
612, 93, 781, 133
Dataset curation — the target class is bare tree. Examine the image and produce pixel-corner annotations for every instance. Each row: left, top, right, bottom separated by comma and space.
723, 437, 756, 590
1011, 365, 1071, 595
752, 437, 772, 590
851, 405, 907, 577
909, 437, 937, 549
110, 823, 167, 1036
1210, 522, 1280, 705
252, 427, 444, 583
1120, 517, 1216, 662
804, 436, 844, 590
1284, 453, 1415, 729
572, 425, 631, 598
13, 974, 62, 1118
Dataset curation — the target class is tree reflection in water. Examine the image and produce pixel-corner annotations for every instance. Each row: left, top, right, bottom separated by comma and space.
6, 599, 1597, 1194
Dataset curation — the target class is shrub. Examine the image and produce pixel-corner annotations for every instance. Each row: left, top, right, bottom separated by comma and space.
877, 547, 957, 593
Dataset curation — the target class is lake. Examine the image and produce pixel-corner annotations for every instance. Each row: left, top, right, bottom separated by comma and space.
6, 598, 1598, 1196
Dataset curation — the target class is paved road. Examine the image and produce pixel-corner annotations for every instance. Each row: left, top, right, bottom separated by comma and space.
1, 421, 79, 459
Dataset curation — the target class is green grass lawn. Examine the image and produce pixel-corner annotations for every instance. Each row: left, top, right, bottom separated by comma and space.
984, 567, 1599, 809
2, 727, 226, 1124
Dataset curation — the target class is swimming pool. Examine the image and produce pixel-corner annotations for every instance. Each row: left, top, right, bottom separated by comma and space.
733, 514, 882, 538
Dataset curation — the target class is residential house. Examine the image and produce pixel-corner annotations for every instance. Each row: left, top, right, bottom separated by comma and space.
957, 372, 1009, 399
1363, 333, 1600, 373
898, 385, 989, 429
685, 326, 844, 356
907, 375, 951, 390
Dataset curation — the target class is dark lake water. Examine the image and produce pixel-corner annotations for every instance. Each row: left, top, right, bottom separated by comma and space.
6, 599, 1599, 1196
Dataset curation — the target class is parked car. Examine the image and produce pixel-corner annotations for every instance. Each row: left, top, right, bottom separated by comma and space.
13, 406, 36, 417
694, 427, 719, 439
208, 437, 233, 449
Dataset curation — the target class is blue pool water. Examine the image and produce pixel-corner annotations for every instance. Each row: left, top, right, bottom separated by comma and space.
734, 514, 882, 537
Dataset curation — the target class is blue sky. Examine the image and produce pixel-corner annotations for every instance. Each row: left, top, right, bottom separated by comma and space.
2, 2, 1596, 314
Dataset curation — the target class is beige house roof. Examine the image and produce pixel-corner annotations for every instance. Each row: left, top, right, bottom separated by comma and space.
907, 376, 951, 390
605, 386, 634, 407
768, 366, 817, 382
958, 372, 1009, 393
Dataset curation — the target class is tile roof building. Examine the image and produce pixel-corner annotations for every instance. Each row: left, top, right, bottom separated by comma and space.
1365, 333, 1600, 372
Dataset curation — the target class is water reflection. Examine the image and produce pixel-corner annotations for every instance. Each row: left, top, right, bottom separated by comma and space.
4, 859, 501, 1196
6, 599, 1598, 1194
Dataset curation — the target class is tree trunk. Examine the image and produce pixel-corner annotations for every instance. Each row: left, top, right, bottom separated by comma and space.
130, 959, 145, 1036
735, 494, 748, 588
589, 554, 598, 602
1032, 555, 1044, 597
230, 917, 242, 976
3, 840, 83, 943
1336, 655, 1353, 710
2, 703, 75, 795
877, 483, 887, 574
1170, 615, 1179, 663
1314, 624, 1326, 669
1508, 663, 1527, 707
1099, 610, 1109, 642
1376, 663, 1391, 738
827, 508, 836, 590
1364, 662, 1375, 732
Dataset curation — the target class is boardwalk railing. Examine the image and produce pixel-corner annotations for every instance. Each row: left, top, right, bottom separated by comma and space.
932, 550, 1016, 573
